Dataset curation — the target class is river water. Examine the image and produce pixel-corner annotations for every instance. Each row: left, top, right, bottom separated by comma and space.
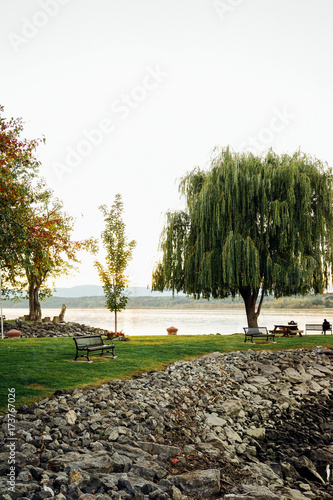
2, 308, 332, 336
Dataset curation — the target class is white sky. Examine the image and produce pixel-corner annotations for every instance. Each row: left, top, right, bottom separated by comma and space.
1, 0, 333, 288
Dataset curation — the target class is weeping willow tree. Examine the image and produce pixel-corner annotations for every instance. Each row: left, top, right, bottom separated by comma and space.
152, 148, 333, 327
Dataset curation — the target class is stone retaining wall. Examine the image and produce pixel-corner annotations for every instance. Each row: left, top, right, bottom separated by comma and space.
2, 320, 107, 338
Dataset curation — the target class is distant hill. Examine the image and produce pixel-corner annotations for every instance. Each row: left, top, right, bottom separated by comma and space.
1, 285, 183, 309
53, 285, 104, 297
52, 285, 176, 298
3, 285, 333, 310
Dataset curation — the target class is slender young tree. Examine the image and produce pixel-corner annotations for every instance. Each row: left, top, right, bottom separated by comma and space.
152, 148, 333, 327
95, 194, 136, 333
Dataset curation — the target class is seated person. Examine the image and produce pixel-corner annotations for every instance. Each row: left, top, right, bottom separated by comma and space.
322, 319, 331, 333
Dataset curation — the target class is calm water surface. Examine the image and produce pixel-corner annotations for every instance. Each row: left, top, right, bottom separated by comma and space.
3, 308, 332, 336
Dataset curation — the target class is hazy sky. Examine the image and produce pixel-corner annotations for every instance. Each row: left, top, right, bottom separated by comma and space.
1, 0, 333, 289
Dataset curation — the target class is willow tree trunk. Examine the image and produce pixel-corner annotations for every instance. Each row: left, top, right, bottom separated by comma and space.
28, 283, 41, 321
240, 286, 264, 328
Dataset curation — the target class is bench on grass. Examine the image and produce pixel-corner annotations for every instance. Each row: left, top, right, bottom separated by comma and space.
305, 324, 332, 335
243, 327, 276, 343
73, 335, 116, 362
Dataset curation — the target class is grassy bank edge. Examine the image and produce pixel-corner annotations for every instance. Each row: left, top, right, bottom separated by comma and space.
1, 334, 333, 415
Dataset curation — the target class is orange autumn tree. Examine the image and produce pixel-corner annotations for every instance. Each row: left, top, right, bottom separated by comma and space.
21, 185, 97, 321
0, 104, 43, 288
0, 105, 97, 319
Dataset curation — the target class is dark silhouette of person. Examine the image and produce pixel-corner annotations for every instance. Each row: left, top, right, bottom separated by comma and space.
322, 319, 330, 334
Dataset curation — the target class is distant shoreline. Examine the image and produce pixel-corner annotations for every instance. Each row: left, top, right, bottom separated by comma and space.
3, 307, 332, 336
2, 292, 333, 310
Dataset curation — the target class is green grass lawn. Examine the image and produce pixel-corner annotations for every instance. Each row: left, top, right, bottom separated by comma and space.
1, 334, 333, 414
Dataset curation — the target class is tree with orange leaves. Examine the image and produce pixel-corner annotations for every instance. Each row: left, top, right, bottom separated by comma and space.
0, 106, 97, 320
0, 104, 43, 286
21, 184, 97, 321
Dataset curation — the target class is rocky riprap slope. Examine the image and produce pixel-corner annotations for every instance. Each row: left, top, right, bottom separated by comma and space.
3, 320, 107, 338
0, 346, 333, 500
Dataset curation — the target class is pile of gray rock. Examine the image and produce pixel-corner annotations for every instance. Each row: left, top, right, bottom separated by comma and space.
2, 320, 107, 338
0, 346, 333, 499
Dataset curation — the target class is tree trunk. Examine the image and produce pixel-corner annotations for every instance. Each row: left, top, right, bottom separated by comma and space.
28, 282, 41, 321
239, 286, 264, 327
28, 283, 34, 321
114, 281, 118, 334
59, 304, 66, 322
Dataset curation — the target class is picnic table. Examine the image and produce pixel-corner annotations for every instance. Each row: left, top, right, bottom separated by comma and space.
270, 324, 303, 337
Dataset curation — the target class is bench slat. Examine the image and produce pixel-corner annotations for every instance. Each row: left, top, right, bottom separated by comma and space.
243, 327, 276, 344
305, 323, 332, 335
75, 336, 103, 347
73, 335, 116, 361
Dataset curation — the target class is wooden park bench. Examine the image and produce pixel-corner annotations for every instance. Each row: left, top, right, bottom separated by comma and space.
305, 323, 332, 335
73, 335, 116, 362
243, 327, 276, 343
